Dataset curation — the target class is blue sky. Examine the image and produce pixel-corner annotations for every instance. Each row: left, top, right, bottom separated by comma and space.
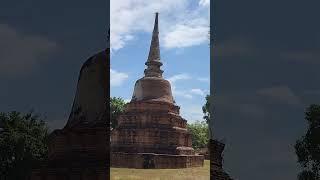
110, 0, 210, 123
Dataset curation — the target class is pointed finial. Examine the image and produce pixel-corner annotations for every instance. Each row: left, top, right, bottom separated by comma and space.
144, 12, 163, 78
147, 12, 160, 62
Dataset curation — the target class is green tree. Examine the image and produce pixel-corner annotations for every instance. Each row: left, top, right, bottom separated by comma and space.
110, 97, 126, 130
0, 111, 49, 180
295, 104, 320, 180
187, 121, 209, 149
202, 95, 211, 124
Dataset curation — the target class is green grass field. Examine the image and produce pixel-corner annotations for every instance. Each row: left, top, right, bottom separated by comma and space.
110, 160, 210, 180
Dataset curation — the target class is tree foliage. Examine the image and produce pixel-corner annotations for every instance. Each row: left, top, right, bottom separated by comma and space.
0, 111, 49, 180
187, 121, 209, 149
202, 95, 211, 124
110, 97, 126, 130
295, 104, 320, 180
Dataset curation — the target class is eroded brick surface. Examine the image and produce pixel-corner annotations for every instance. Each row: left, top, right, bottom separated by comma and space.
31, 50, 109, 180
110, 13, 204, 169
111, 101, 204, 168
210, 139, 233, 180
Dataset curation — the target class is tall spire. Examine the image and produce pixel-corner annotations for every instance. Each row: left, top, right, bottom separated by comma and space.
144, 12, 163, 78
147, 12, 160, 62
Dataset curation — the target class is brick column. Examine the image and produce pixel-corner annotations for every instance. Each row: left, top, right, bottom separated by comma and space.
210, 139, 233, 180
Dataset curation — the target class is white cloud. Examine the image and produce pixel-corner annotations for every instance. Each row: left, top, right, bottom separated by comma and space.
199, 0, 210, 7
163, 18, 209, 48
167, 73, 193, 99
304, 89, 320, 95
280, 51, 320, 64
215, 38, 257, 58
110, 0, 209, 52
190, 88, 206, 96
180, 104, 204, 122
257, 86, 301, 105
0, 24, 57, 76
110, 69, 129, 87
167, 74, 208, 99
197, 77, 209, 83
174, 90, 193, 99
167, 73, 191, 83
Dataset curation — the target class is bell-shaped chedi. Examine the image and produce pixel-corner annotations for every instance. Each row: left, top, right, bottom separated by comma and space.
132, 13, 174, 104
111, 13, 204, 169
31, 49, 109, 180
66, 51, 108, 129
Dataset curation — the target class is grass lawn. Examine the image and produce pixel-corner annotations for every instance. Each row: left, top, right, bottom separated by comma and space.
110, 160, 210, 180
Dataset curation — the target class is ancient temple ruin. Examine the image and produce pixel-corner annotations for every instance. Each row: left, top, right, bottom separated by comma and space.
31, 49, 109, 180
210, 139, 233, 180
110, 13, 204, 169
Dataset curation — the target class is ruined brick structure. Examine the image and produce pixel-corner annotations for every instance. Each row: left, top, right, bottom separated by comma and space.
110, 13, 204, 169
210, 139, 233, 180
31, 50, 109, 180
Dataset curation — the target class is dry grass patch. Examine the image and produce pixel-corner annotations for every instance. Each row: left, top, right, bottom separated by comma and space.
110, 160, 209, 180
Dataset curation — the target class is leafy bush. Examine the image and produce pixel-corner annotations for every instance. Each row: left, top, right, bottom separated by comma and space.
187, 121, 209, 149
0, 111, 48, 179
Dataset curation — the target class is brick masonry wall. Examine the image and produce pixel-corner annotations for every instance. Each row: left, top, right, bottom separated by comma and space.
210, 139, 233, 180
111, 152, 204, 169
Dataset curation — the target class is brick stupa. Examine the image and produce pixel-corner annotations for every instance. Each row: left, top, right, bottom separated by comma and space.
31, 49, 109, 180
110, 13, 204, 169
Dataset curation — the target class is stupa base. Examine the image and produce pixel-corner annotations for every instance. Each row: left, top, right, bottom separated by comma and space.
111, 152, 204, 169
30, 161, 108, 180
30, 121, 109, 180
